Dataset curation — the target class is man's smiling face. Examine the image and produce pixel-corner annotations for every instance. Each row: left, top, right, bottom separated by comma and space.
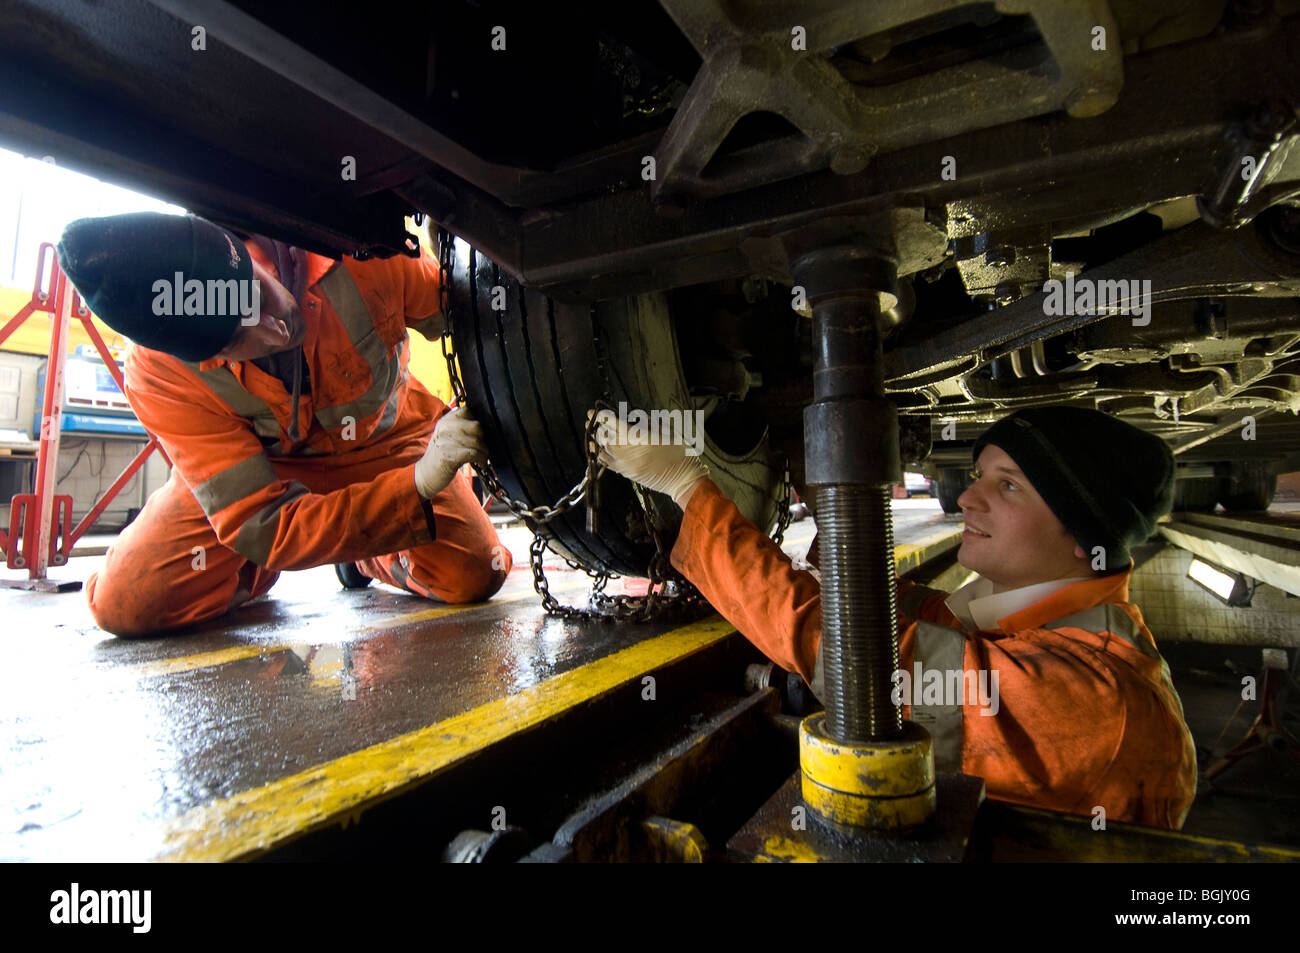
956, 444, 1092, 593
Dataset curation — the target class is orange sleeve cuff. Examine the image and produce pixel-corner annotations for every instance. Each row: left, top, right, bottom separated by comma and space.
671, 478, 822, 682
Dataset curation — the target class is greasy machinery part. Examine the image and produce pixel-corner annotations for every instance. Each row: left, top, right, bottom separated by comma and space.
790, 231, 944, 833
518, 521, 974, 863
636, 817, 711, 862
728, 771, 985, 862
1199, 101, 1300, 229
744, 662, 820, 717
792, 243, 903, 743
885, 217, 1300, 392
651, 0, 1121, 204
731, 747, 1300, 862
970, 801, 1300, 862
888, 201, 1300, 455
800, 717, 937, 832
3, 3, 1297, 287
505, 21, 1300, 299
952, 225, 1052, 305
524, 687, 790, 862
442, 826, 533, 863
141, 0, 537, 206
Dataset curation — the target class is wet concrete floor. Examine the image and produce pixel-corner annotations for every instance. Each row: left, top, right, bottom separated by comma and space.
5, 498, 1294, 860
0, 500, 963, 861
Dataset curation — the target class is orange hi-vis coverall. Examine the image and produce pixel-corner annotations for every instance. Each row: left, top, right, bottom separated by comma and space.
86, 245, 512, 636
671, 479, 1197, 829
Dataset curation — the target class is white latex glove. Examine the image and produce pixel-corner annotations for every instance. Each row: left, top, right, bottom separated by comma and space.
415, 406, 488, 499
591, 407, 708, 506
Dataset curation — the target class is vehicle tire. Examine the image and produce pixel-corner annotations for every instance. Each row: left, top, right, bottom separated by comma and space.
1216, 461, 1277, 512
936, 468, 967, 514
1172, 477, 1217, 513
444, 241, 784, 577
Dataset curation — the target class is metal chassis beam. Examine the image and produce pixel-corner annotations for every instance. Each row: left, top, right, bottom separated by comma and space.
884, 220, 1300, 390
5, 4, 1297, 290
651, 0, 1122, 202
509, 20, 1300, 298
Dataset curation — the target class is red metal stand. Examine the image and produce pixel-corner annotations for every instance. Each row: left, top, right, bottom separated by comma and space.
1205, 650, 1300, 784
0, 243, 170, 592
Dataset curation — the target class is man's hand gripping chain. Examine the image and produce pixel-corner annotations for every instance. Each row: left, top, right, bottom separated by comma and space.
588, 407, 709, 506
414, 406, 489, 499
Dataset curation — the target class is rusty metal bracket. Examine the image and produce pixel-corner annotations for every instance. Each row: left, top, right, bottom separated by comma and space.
885, 219, 1300, 391
653, 0, 1122, 203
728, 771, 986, 862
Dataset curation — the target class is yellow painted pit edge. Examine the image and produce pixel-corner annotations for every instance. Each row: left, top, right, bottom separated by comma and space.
158, 616, 736, 861
892, 527, 962, 574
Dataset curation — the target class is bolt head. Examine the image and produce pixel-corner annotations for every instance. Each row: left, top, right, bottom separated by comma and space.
829, 146, 871, 176
984, 246, 1016, 268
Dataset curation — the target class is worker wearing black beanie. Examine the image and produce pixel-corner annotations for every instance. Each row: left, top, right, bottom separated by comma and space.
972, 406, 1176, 574
58, 212, 515, 640
593, 400, 1195, 829
57, 212, 254, 362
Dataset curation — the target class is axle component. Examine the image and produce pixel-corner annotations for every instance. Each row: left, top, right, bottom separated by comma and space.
791, 236, 936, 831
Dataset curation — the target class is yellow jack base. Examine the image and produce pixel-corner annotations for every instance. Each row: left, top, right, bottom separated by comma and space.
799, 714, 937, 833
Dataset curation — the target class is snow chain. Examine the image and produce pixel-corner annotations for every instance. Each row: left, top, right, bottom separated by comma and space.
436, 227, 793, 623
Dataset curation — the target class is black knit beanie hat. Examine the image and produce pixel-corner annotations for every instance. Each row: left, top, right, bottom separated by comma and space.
973, 407, 1175, 573
57, 212, 254, 362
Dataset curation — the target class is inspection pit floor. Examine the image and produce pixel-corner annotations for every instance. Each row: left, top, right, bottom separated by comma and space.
2, 500, 1296, 860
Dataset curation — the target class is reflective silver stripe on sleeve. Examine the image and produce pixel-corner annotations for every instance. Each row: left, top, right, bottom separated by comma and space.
408, 314, 445, 340
911, 621, 966, 773
1046, 605, 1158, 659
231, 480, 311, 566
389, 557, 411, 590
191, 453, 278, 518
189, 364, 282, 443
313, 264, 402, 430
371, 362, 406, 440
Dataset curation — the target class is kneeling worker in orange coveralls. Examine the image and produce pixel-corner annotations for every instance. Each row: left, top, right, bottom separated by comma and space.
57, 212, 512, 636
594, 405, 1197, 829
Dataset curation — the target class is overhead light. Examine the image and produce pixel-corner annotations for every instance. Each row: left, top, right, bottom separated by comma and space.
1187, 558, 1253, 607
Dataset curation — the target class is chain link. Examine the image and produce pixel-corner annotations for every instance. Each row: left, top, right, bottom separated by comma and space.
437, 227, 791, 623
770, 460, 793, 549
